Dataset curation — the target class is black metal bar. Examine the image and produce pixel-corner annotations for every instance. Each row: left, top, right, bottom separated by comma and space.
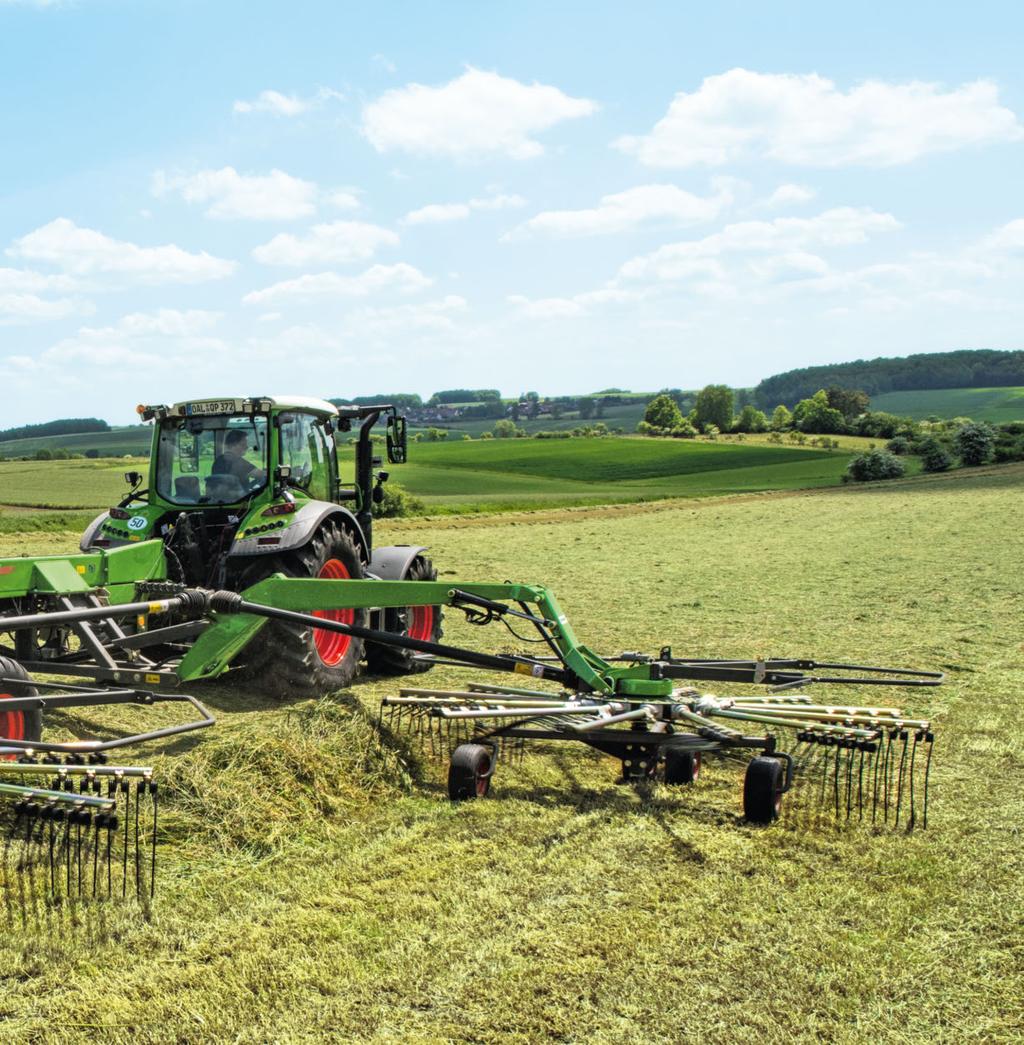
236, 599, 575, 686
0, 595, 193, 631
108, 620, 209, 650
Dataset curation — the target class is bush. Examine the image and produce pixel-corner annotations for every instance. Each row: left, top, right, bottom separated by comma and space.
954, 422, 995, 466
843, 449, 906, 483
703, 424, 720, 440
669, 421, 698, 438
534, 430, 572, 439
886, 436, 912, 455
33, 448, 53, 460
480, 431, 493, 439
375, 482, 425, 518
917, 437, 953, 473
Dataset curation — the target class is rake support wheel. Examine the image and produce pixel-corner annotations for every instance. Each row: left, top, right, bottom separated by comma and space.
366, 554, 443, 675
239, 522, 367, 698
448, 744, 493, 801
744, 756, 784, 824
664, 748, 701, 785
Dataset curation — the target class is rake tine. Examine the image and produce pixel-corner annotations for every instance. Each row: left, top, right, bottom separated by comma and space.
844, 744, 854, 820
894, 732, 908, 828
907, 732, 920, 831
922, 733, 934, 829
121, 779, 130, 899
882, 731, 893, 823
150, 782, 158, 900
832, 743, 841, 820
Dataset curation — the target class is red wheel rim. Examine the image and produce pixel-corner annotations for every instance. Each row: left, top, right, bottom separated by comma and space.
312, 559, 354, 666
407, 605, 435, 643
0, 691, 25, 763
475, 755, 491, 797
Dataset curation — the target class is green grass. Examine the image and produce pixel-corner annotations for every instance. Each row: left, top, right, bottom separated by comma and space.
0, 465, 1021, 1040
871, 386, 1024, 422
0, 426, 152, 458
1, 440, 855, 520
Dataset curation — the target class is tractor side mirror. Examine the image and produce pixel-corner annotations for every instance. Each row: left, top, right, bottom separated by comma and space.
386, 415, 408, 464
124, 471, 143, 489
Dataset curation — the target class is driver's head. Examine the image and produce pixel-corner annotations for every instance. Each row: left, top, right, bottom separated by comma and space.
224, 430, 248, 456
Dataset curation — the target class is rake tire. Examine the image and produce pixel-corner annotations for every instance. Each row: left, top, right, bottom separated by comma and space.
744, 756, 784, 824
0, 657, 42, 759
366, 554, 443, 676
238, 522, 367, 699
448, 744, 493, 801
664, 748, 701, 785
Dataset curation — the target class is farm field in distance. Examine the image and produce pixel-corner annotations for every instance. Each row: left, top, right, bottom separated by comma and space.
871, 385, 1024, 422
0, 438, 861, 523
0, 465, 1021, 1040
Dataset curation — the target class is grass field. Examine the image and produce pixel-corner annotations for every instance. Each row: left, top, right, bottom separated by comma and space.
871, 386, 1024, 422
0, 439, 860, 520
0, 465, 1020, 1040
0, 426, 152, 459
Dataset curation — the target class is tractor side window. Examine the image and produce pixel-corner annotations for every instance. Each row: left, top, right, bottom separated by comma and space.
279, 414, 331, 501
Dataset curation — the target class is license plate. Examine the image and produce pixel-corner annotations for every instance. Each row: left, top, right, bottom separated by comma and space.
183, 400, 239, 416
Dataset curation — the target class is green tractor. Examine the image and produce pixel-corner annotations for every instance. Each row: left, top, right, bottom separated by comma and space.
79, 396, 441, 695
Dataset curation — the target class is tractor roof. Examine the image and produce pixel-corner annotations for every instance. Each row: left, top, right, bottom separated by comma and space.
165, 396, 339, 418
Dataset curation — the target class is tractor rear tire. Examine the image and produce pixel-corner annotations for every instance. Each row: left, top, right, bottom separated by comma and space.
239, 522, 367, 698
448, 744, 493, 800
365, 555, 443, 676
0, 657, 43, 760
664, 748, 701, 785
743, 756, 784, 824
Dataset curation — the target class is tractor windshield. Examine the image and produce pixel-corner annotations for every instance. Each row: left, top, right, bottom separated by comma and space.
155, 414, 269, 505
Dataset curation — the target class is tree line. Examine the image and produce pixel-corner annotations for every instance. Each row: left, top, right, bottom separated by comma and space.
0, 417, 109, 443
754, 349, 1024, 408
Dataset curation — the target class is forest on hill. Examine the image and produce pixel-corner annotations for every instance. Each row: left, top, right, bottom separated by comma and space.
754, 350, 1024, 408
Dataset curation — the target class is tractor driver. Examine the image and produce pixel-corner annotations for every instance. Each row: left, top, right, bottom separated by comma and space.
212, 429, 265, 486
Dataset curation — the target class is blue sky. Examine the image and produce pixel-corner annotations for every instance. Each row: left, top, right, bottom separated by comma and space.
1, 0, 1022, 426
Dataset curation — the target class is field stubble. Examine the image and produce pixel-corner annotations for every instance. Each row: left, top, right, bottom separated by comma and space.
0, 467, 1021, 1041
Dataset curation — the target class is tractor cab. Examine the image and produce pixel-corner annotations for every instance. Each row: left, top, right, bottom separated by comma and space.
81, 395, 409, 590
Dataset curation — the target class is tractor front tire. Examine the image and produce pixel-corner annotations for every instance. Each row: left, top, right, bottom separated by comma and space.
239, 522, 367, 698
0, 657, 43, 760
365, 554, 443, 676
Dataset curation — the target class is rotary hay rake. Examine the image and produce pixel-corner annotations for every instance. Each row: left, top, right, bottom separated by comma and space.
0, 564, 941, 920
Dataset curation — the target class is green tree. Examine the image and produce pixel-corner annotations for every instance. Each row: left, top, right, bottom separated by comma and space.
694, 385, 734, 432
577, 396, 595, 420
954, 422, 994, 466
826, 386, 870, 421
643, 394, 684, 431
493, 419, 517, 438
917, 437, 953, 472
770, 404, 793, 431
792, 390, 846, 434
733, 404, 768, 433
844, 449, 905, 483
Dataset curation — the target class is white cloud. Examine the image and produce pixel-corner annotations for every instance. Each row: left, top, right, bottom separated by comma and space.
326, 190, 361, 211
619, 207, 901, 282
977, 218, 1024, 255
404, 203, 471, 225
362, 67, 598, 159
152, 167, 318, 221
8, 218, 236, 283
79, 308, 222, 340
233, 87, 343, 117
757, 184, 816, 210
615, 69, 1024, 167
402, 193, 526, 225
507, 183, 730, 239
0, 293, 85, 325
355, 295, 467, 332
251, 220, 398, 266
508, 286, 645, 319
0, 266, 78, 293
242, 263, 431, 305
